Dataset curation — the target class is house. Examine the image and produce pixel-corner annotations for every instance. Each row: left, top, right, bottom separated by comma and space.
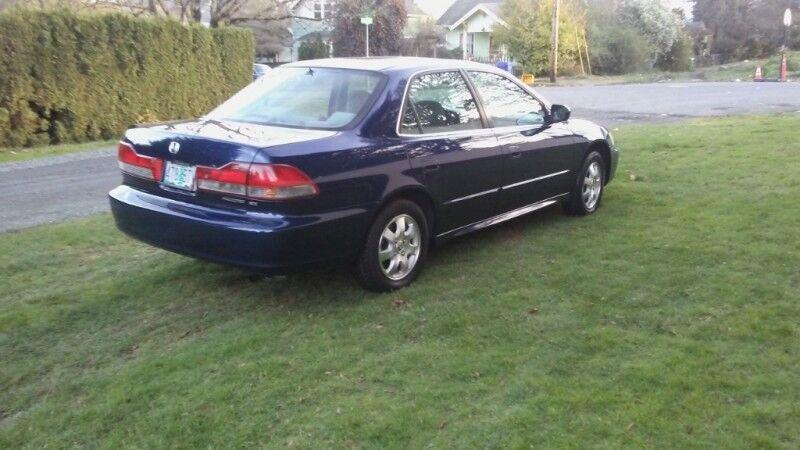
279, 0, 338, 63
278, 0, 436, 63
436, 0, 508, 62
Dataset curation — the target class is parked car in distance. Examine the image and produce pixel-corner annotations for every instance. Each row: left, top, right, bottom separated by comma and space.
252, 63, 272, 81
110, 57, 619, 291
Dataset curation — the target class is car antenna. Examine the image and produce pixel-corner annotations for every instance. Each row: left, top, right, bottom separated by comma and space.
306, 68, 314, 76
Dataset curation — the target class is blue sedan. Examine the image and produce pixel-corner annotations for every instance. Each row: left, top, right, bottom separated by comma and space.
110, 57, 619, 291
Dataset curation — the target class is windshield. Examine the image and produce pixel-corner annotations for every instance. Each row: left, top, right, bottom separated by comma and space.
207, 67, 385, 130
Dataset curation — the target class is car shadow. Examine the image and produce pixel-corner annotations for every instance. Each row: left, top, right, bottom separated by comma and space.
284, 206, 566, 290
154, 204, 576, 312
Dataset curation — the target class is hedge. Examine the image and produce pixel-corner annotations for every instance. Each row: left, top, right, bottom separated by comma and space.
0, 9, 253, 148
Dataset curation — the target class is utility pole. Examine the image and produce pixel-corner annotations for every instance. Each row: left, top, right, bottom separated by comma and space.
550, 0, 560, 83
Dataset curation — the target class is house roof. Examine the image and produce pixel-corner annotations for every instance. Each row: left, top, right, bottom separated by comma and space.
436, 0, 504, 27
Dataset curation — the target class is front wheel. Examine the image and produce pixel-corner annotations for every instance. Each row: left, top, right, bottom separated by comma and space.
563, 151, 605, 215
354, 199, 429, 292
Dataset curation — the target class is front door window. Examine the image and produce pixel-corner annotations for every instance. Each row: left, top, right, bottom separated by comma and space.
467, 71, 545, 127
400, 71, 483, 135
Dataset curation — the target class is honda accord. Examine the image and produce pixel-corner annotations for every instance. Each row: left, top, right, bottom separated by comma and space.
109, 57, 619, 291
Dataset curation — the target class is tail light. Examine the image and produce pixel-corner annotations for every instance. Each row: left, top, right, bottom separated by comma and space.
118, 142, 163, 181
197, 163, 318, 200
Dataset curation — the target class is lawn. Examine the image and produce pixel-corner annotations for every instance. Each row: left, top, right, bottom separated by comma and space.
542, 50, 800, 86
0, 140, 115, 164
1, 115, 799, 448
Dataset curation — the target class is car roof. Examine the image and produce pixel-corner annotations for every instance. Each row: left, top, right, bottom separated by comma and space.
283, 57, 501, 75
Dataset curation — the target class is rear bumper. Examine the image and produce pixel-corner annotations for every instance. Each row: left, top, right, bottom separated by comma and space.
109, 185, 372, 272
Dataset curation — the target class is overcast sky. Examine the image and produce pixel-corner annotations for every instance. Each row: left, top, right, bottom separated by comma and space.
414, 0, 695, 21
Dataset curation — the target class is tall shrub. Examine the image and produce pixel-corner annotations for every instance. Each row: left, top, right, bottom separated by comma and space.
0, 9, 253, 148
298, 37, 329, 60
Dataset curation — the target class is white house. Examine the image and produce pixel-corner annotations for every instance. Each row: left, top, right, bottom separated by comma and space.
279, 0, 338, 63
436, 0, 507, 62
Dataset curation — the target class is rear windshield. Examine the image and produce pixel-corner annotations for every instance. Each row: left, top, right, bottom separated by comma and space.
207, 67, 385, 130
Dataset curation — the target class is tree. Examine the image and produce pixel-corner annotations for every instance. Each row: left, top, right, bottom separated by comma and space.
494, 0, 586, 75
694, 0, 799, 62
24, 0, 302, 27
245, 18, 292, 59
331, 0, 406, 57
402, 20, 446, 57
618, 0, 682, 58
586, 4, 653, 74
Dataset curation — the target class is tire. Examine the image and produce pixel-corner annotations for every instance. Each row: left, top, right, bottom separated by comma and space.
563, 151, 605, 216
354, 199, 430, 292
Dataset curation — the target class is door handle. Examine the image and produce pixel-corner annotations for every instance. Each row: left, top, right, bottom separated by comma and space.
422, 164, 441, 174
510, 152, 523, 159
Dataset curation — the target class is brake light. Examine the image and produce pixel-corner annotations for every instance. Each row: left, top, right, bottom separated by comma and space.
196, 163, 318, 200
196, 163, 249, 197
118, 142, 164, 181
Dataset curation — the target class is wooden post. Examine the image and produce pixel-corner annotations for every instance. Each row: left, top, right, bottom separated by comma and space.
576, 30, 585, 76
550, 0, 560, 83
583, 30, 592, 76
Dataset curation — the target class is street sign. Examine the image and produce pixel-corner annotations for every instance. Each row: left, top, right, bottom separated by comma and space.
360, 16, 373, 25
784, 8, 792, 27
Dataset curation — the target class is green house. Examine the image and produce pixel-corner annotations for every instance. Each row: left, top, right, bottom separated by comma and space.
437, 0, 508, 62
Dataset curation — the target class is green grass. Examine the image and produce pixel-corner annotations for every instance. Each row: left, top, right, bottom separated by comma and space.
542, 51, 800, 86
0, 140, 115, 164
2, 115, 800, 448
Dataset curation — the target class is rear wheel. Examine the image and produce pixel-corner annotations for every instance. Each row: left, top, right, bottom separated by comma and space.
354, 200, 429, 292
564, 151, 605, 215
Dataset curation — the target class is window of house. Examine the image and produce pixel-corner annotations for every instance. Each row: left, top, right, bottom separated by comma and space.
467, 71, 545, 127
399, 71, 483, 135
313, 0, 335, 19
313, 0, 322, 19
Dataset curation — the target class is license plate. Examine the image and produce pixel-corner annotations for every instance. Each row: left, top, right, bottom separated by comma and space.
162, 162, 196, 191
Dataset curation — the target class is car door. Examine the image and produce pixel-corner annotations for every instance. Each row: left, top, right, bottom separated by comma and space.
466, 71, 584, 210
399, 70, 504, 233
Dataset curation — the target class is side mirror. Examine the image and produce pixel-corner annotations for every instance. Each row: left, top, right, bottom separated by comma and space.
548, 104, 571, 123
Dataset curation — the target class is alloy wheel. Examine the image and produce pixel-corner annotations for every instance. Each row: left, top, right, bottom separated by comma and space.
378, 214, 421, 281
582, 161, 602, 210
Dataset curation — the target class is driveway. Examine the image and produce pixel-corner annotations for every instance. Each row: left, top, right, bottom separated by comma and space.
2, 82, 799, 232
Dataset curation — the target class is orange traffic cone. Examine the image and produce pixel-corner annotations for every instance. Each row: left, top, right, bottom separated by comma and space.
780, 54, 788, 82
754, 65, 764, 82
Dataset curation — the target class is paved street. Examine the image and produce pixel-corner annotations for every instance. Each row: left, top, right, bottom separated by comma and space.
1, 82, 799, 232
537, 81, 800, 125
0, 147, 118, 231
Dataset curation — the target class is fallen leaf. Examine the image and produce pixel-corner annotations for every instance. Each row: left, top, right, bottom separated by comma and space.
625, 422, 635, 432
527, 307, 540, 315
392, 299, 409, 309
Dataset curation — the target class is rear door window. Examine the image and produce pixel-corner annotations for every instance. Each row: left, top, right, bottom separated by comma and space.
467, 71, 545, 127
400, 71, 483, 135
